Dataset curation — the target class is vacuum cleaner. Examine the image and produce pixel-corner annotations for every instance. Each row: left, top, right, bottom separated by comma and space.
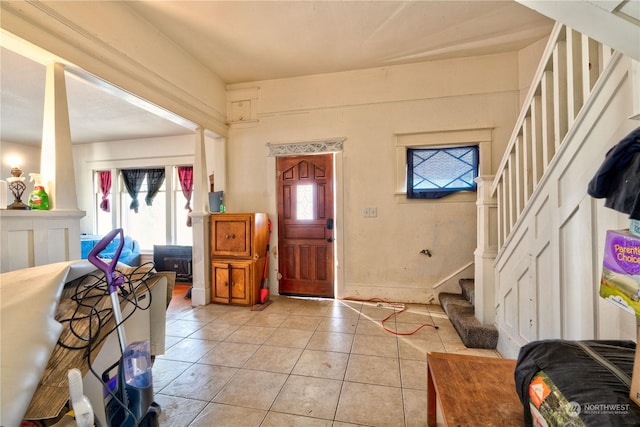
88, 228, 160, 427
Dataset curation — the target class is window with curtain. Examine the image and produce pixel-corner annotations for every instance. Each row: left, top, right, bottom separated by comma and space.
121, 169, 146, 212
95, 171, 113, 235
94, 167, 192, 250
177, 166, 193, 227
120, 170, 167, 250
98, 171, 111, 212
407, 145, 479, 199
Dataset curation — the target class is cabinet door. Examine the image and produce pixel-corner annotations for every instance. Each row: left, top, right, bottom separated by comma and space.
211, 261, 251, 305
210, 214, 252, 258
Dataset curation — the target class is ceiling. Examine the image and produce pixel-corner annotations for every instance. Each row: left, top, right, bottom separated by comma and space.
2, 1, 559, 146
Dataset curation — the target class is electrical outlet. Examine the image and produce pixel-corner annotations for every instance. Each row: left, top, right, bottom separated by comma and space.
363, 207, 377, 218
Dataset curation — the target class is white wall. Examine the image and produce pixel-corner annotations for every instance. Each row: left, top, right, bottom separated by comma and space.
226, 52, 525, 303
0, 141, 41, 193
0, 1, 227, 135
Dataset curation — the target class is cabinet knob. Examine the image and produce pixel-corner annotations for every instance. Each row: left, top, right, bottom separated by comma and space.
225, 233, 236, 239
224, 281, 228, 287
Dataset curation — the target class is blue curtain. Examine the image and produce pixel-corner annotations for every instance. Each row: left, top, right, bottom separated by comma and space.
121, 169, 145, 212
145, 168, 165, 206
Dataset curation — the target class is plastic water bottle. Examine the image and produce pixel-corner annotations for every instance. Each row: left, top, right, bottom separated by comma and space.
123, 341, 152, 388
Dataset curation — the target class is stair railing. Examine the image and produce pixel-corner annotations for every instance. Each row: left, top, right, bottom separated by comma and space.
431, 260, 475, 290
491, 22, 615, 249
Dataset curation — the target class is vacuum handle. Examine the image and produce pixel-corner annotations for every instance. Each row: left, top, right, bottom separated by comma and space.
88, 228, 125, 293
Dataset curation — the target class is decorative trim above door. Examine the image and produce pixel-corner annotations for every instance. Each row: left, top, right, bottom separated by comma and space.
266, 138, 345, 157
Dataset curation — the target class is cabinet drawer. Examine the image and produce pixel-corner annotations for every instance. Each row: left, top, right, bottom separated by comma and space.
210, 214, 252, 257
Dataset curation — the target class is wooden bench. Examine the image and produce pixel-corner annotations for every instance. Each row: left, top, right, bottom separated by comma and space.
426, 352, 524, 426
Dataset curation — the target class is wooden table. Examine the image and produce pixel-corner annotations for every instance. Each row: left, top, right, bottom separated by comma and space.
426, 352, 524, 427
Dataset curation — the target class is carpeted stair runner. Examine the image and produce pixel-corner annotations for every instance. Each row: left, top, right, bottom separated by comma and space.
438, 279, 498, 349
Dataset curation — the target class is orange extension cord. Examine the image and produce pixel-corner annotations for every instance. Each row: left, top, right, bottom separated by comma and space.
340, 297, 439, 336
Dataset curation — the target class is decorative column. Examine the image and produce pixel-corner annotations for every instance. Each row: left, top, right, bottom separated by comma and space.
41, 62, 78, 210
190, 127, 211, 306
474, 175, 498, 325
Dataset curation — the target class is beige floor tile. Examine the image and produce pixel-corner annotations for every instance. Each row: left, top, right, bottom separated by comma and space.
216, 309, 258, 325
243, 345, 303, 373
264, 327, 314, 348
402, 388, 429, 427
360, 304, 400, 321
271, 375, 342, 420
159, 292, 502, 426
291, 349, 349, 380
344, 354, 401, 387
266, 296, 303, 310
441, 338, 467, 353
279, 314, 323, 330
151, 358, 192, 392
245, 312, 289, 327
163, 334, 184, 350
213, 369, 288, 410
335, 381, 404, 427
430, 312, 455, 328
190, 402, 266, 427
399, 358, 427, 390
154, 394, 207, 427
307, 331, 355, 353
188, 321, 239, 341
426, 303, 445, 313
335, 299, 363, 310
261, 412, 333, 427
225, 325, 276, 345
316, 317, 358, 334
175, 305, 226, 322
355, 318, 394, 336
392, 321, 441, 343
165, 319, 207, 337
394, 308, 433, 325
325, 304, 361, 318
159, 363, 237, 400
350, 334, 398, 358
292, 304, 331, 316
199, 341, 260, 367
161, 337, 219, 363
397, 337, 445, 360
394, 322, 440, 338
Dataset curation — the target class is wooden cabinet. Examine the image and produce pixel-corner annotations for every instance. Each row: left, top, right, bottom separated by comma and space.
210, 213, 268, 306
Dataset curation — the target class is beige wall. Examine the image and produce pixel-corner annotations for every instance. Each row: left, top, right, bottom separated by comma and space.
226, 52, 523, 302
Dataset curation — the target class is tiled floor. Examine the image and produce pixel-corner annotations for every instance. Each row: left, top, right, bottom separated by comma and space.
154, 285, 501, 427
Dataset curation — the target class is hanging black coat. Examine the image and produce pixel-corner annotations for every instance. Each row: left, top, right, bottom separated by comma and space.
587, 127, 640, 220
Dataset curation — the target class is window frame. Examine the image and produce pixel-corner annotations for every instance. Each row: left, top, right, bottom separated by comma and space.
406, 145, 479, 199
395, 128, 492, 203
92, 164, 193, 250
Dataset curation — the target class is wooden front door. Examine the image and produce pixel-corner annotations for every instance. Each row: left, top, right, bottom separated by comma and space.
277, 154, 334, 297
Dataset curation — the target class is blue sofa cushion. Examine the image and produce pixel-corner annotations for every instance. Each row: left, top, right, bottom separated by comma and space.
81, 235, 141, 266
